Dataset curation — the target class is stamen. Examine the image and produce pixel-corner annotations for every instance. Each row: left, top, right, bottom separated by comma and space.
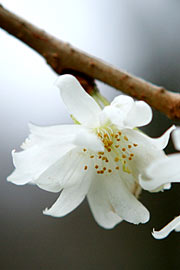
84, 165, 88, 170
83, 148, 87, 152
94, 127, 134, 176
98, 132, 102, 138
123, 165, 131, 174
107, 126, 114, 134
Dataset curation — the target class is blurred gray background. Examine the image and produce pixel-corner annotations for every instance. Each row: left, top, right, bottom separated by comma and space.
1, 0, 180, 269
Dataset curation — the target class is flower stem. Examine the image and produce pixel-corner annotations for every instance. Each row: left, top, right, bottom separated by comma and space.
92, 89, 110, 108
95, 92, 110, 106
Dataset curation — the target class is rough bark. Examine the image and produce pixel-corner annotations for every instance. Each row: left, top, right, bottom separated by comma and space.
0, 4, 180, 119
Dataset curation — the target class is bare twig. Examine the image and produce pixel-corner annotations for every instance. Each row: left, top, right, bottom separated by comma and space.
0, 4, 180, 119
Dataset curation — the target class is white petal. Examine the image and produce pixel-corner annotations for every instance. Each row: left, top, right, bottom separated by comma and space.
140, 154, 180, 191
8, 122, 82, 185
172, 127, 180, 150
175, 224, 180, 232
105, 175, 150, 224
43, 169, 93, 217
87, 178, 122, 229
163, 183, 171, 190
36, 147, 88, 192
122, 129, 165, 178
73, 128, 104, 152
124, 101, 152, 128
55, 75, 101, 126
21, 123, 82, 150
147, 125, 176, 150
101, 95, 134, 128
152, 216, 180, 239
28, 123, 82, 138
7, 144, 74, 185
99, 106, 125, 127
111, 95, 134, 111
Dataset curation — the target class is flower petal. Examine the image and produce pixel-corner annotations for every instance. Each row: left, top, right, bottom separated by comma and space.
109, 96, 152, 128
99, 106, 125, 127
124, 101, 152, 128
8, 122, 84, 185
139, 154, 180, 191
73, 128, 104, 152
152, 216, 180, 239
20, 123, 82, 151
147, 125, 175, 150
21, 123, 82, 150
172, 127, 180, 150
175, 224, 180, 232
105, 175, 150, 224
43, 168, 93, 217
87, 178, 122, 229
55, 75, 101, 126
111, 95, 134, 112
36, 147, 89, 192
28, 122, 82, 138
100, 95, 134, 128
121, 128, 166, 178
7, 144, 74, 185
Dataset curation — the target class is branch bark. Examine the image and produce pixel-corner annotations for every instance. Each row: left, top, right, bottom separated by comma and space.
0, 4, 180, 119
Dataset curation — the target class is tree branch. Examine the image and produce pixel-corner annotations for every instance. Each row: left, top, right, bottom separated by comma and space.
0, 4, 180, 119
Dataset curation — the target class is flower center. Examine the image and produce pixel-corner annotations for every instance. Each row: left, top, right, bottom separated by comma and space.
82, 126, 138, 175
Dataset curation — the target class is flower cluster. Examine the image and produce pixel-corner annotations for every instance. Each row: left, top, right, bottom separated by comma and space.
8, 75, 176, 231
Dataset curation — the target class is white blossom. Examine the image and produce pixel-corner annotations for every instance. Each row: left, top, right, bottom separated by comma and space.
7, 75, 174, 229
140, 127, 180, 239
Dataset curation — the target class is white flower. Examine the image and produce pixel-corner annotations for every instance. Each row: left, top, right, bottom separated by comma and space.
7, 75, 174, 229
142, 127, 180, 239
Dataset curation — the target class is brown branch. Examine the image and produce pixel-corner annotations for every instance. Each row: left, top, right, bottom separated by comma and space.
0, 4, 180, 119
